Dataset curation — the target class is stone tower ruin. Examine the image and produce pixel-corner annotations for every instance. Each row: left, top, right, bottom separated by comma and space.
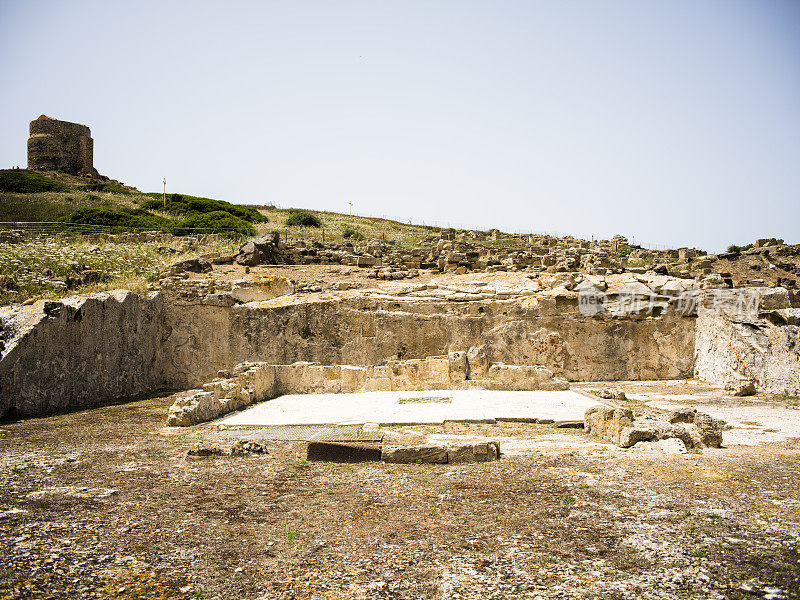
27, 115, 97, 176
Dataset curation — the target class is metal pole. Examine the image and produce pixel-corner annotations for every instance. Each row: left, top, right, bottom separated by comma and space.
163, 178, 167, 210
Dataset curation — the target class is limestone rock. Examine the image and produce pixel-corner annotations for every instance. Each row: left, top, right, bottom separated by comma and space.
654, 422, 694, 448
230, 276, 294, 303
688, 413, 723, 448
599, 388, 626, 401
448, 351, 468, 383
381, 445, 449, 464
668, 408, 697, 424
467, 345, 488, 379
727, 379, 756, 397
235, 232, 282, 266
357, 255, 378, 268
629, 438, 687, 454
447, 442, 500, 464
167, 257, 212, 275
619, 426, 657, 448
586, 404, 722, 449
235, 242, 263, 266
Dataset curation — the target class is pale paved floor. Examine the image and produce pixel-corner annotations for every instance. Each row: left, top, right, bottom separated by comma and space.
220, 390, 604, 427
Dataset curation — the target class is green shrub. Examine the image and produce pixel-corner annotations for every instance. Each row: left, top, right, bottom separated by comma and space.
170, 211, 255, 237
726, 243, 754, 253
615, 245, 632, 258
285, 210, 321, 228
78, 181, 131, 194
142, 193, 267, 223
342, 228, 365, 241
59, 207, 170, 231
0, 170, 70, 193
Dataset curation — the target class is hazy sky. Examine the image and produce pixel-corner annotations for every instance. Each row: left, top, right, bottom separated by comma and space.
1, 0, 798, 251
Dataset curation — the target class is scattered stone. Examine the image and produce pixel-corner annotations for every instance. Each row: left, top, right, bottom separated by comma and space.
166, 257, 212, 275
585, 405, 723, 449
727, 379, 757, 397
230, 440, 268, 455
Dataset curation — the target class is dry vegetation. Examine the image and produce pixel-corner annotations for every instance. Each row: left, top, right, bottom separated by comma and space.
1, 396, 798, 599
0, 237, 241, 306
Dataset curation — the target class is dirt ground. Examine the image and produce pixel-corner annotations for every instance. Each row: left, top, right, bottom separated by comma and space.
1, 389, 799, 600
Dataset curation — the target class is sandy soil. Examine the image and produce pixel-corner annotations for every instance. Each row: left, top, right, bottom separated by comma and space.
1, 391, 799, 600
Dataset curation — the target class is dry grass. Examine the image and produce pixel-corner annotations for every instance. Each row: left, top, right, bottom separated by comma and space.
0, 236, 241, 305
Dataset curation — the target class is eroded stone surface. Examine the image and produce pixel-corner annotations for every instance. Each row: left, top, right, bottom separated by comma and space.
584, 405, 723, 449
1, 273, 798, 419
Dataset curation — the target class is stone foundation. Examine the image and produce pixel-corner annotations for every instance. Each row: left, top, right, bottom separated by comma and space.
1, 277, 798, 420
165, 353, 569, 426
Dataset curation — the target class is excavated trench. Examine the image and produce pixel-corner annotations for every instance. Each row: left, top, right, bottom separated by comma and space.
1, 277, 798, 419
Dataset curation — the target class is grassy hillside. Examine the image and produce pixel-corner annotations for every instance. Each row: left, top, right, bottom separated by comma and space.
0, 169, 448, 246
0, 170, 259, 236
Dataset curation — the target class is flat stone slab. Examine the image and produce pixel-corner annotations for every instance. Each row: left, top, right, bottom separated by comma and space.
220, 390, 603, 427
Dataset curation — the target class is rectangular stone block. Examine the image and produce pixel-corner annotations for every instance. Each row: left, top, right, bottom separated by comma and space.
381, 445, 449, 464
307, 442, 382, 463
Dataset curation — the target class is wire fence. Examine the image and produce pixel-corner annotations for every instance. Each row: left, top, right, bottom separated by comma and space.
0, 221, 249, 240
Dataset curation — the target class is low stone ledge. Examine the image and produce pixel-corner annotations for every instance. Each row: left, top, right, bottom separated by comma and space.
165, 347, 571, 427
382, 442, 500, 464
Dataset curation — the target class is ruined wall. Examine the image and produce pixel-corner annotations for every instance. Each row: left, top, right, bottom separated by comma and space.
0, 286, 696, 419
694, 289, 800, 395
156, 292, 695, 389
5, 282, 797, 420
0, 291, 161, 419
166, 354, 569, 427
27, 115, 94, 175
153, 298, 694, 387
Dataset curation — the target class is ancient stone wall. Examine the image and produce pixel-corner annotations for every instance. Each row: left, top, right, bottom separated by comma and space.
2, 282, 796, 420
0, 291, 161, 418
693, 288, 800, 395
27, 115, 95, 175
155, 292, 695, 390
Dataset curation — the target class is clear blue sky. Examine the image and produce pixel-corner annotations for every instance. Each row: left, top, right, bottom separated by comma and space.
1, 0, 798, 252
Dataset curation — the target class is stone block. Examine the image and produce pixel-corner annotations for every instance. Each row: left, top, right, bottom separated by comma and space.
447, 442, 501, 463
231, 276, 293, 303
448, 351, 468, 383
466, 345, 488, 379
307, 442, 382, 463
688, 413, 723, 448
340, 366, 367, 392
381, 445, 449, 464
363, 377, 392, 391
619, 426, 657, 448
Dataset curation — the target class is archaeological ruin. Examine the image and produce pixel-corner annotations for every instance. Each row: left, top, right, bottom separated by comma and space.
1, 232, 797, 433
26, 115, 96, 176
